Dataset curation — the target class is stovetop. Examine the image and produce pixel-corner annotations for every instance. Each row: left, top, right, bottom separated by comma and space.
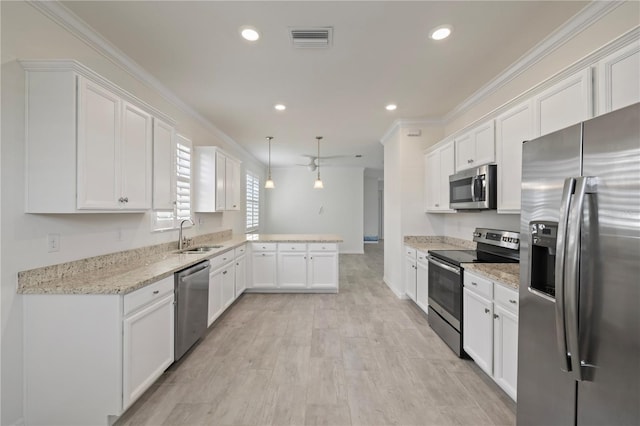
429, 249, 519, 267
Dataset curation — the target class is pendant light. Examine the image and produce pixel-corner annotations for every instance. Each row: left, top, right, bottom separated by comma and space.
265, 136, 275, 189
313, 136, 324, 189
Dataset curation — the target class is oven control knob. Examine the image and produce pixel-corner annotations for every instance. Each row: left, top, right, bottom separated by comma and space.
531, 224, 537, 233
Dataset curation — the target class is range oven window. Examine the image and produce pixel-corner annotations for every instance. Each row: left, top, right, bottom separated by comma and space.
428, 258, 462, 328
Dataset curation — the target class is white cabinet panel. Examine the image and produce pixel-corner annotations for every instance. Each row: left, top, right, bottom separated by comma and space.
152, 119, 176, 210
424, 140, 455, 213
122, 102, 152, 210
279, 252, 308, 288
193, 147, 242, 212
463, 287, 494, 376
495, 100, 534, 214
416, 252, 429, 314
215, 152, 226, 211
225, 157, 241, 211
598, 40, 640, 114
493, 304, 519, 401
123, 292, 174, 410
454, 121, 495, 172
308, 252, 338, 289
77, 77, 121, 209
235, 255, 247, 297
221, 263, 236, 309
251, 251, 277, 288
208, 267, 224, 326
404, 247, 417, 302
534, 68, 592, 137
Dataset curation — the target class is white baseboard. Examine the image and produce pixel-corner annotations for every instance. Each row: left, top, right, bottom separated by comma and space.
383, 276, 408, 299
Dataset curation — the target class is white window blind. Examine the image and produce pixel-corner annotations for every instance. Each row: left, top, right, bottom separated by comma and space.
246, 172, 259, 232
153, 137, 192, 231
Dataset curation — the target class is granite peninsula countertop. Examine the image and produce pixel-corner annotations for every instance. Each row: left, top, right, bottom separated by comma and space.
462, 263, 520, 289
18, 233, 343, 295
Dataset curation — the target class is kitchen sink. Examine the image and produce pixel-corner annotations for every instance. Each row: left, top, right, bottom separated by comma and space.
179, 245, 223, 254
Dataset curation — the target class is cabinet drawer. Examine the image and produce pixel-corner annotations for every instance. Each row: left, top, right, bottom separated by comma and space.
124, 275, 174, 315
278, 243, 307, 252
308, 243, 337, 252
494, 283, 519, 314
210, 250, 234, 270
464, 271, 493, 300
234, 244, 246, 257
404, 246, 417, 258
252, 243, 277, 252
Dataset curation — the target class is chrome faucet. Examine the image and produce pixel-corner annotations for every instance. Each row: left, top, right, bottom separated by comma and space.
179, 218, 195, 250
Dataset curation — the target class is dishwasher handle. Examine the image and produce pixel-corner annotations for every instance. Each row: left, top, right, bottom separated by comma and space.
177, 261, 210, 282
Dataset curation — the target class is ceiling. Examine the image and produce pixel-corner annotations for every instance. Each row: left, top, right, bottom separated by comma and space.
61, 1, 587, 171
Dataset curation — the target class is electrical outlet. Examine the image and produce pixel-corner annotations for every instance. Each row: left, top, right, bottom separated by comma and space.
47, 233, 60, 252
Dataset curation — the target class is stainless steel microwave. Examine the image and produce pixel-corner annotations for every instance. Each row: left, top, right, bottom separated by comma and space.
449, 164, 497, 210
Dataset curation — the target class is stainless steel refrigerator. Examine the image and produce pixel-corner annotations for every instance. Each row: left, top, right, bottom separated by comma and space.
518, 102, 639, 425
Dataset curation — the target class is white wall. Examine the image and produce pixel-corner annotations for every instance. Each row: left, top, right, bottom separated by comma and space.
263, 167, 364, 254
383, 124, 444, 297
363, 176, 380, 239
0, 2, 266, 423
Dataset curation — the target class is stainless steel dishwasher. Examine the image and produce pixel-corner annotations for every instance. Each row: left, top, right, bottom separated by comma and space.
174, 260, 210, 361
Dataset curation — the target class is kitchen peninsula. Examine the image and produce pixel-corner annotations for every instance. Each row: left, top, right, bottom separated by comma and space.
17, 231, 342, 426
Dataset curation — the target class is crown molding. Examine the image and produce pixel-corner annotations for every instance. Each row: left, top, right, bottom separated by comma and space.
27, 0, 262, 166
442, 1, 624, 124
379, 118, 442, 145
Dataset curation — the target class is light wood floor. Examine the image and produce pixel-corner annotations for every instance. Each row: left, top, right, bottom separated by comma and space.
116, 242, 516, 426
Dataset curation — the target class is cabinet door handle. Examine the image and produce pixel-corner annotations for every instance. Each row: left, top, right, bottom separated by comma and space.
494, 314, 499, 319
471, 282, 478, 286
223, 271, 228, 275
153, 290, 159, 295
509, 299, 517, 304
123, 197, 128, 203
484, 308, 490, 314
435, 203, 439, 207
262, 253, 266, 256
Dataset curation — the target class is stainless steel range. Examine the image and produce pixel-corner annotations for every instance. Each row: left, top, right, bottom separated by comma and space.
427, 228, 519, 357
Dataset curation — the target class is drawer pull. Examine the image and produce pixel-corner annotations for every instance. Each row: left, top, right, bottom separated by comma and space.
153, 290, 159, 295
223, 271, 228, 275
484, 308, 490, 314
471, 282, 478, 286
509, 299, 517, 304
494, 314, 499, 319
262, 253, 266, 257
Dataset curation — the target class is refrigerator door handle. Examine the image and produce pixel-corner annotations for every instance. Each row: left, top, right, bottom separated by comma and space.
555, 177, 575, 372
564, 176, 597, 382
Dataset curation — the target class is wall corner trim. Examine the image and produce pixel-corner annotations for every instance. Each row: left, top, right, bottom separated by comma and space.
27, 0, 263, 167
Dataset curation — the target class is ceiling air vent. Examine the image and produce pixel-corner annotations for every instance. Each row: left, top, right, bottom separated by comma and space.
289, 27, 333, 48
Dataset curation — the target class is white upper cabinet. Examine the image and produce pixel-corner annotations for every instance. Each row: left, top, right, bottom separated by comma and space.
152, 119, 176, 210
454, 121, 495, 172
598, 40, 640, 114
424, 140, 455, 213
193, 146, 242, 212
22, 61, 173, 213
534, 68, 593, 137
495, 100, 534, 214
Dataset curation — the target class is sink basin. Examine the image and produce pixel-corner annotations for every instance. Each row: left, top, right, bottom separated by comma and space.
178, 245, 223, 254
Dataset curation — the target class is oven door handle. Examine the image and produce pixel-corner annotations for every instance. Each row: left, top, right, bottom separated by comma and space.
427, 255, 461, 275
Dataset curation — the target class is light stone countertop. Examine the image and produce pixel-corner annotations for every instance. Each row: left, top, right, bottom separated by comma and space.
463, 263, 520, 289
18, 234, 343, 295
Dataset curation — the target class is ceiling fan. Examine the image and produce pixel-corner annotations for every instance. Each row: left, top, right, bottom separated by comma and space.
296, 154, 346, 172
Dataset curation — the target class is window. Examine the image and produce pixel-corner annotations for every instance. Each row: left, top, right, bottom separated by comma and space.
246, 172, 260, 232
153, 136, 192, 231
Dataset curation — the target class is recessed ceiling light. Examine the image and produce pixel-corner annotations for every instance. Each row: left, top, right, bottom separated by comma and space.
240, 26, 260, 42
430, 25, 452, 41
274, 104, 286, 111
385, 104, 397, 111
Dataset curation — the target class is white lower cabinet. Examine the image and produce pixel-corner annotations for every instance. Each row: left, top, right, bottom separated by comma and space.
122, 288, 174, 410
24, 276, 174, 425
221, 262, 236, 310
235, 254, 247, 297
404, 246, 417, 301
251, 243, 278, 289
416, 251, 429, 313
463, 270, 519, 401
249, 242, 338, 291
208, 266, 224, 327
